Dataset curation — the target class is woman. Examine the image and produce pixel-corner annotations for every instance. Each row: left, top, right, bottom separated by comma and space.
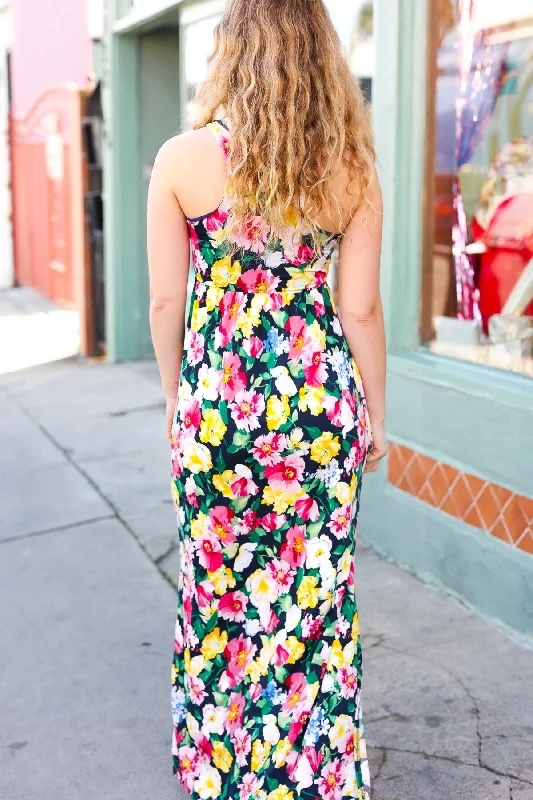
147, 2, 386, 799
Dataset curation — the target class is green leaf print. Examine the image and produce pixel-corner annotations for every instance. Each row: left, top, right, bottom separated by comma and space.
274, 666, 287, 684
232, 497, 249, 514
209, 350, 222, 370
278, 594, 293, 613
277, 712, 291, 730
306, 521, 324, 538
223, 542, 239, 559
270, 310, 287, 328
233, 431, 250, 448
213, 691, 228, 708
219, 402, 229, 425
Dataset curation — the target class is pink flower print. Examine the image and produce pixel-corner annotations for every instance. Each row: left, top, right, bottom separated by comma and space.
252, 432, 287, 466
281, 672, 308, 716
225, 691, 245, 735
264, 453, 305, 493
242, 335, 263, 357
274, 639, 290, 666
218, 291, 248, 349
280, 524, 307, 568
294, 494, 320, 522
243, 509, 260, 531
195, 529, 223, 572
186, 330, 205, 366
286, 244, 315, 266
209, 505, 237, 545
219, 351, 247, 402
288, 709, 312, 744
179, 398, 201, 437
310, 288, 326, 316
177, 745, 200, 792
174, 616, 184, 654
196, 579, 215, 609
338, 665, 359, 700
231, 465, 259, 498
205, 206, 228, 232
231, 727, 252, 767
230, 389, 266, 432
261, 512, 286, 531
237, 267, 280, 294
232, 214, 270, 253
263, 609, 280, 634
301, 614, 323, 640
302, 350, 328, 388
264, 291, 284, 312
218, 590, 248, 622
344, 436, 366, 474
188, 674, 208, 705
328, 505, 351, 539
318, 758, 345, 800
222, 635, 257, 689
239, 772, 261, 800
285, 315, 312, 362
356, 402, 369, 443
185, 476, 199, 508
250, 682, 263, 702
266, 558, 295, 596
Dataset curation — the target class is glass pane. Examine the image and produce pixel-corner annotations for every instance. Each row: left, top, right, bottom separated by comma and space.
423, 2, 533, 377
182, 13, 223, 129
324, 0, 375, 101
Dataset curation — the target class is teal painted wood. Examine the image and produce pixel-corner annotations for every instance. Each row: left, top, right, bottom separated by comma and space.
386, 353, 533, 498
359, 475, 533, 642
103, 30, 146, 362
373, 0, 428, 354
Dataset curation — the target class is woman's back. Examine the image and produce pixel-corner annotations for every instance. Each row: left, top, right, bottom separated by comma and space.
147, 4, 386, 800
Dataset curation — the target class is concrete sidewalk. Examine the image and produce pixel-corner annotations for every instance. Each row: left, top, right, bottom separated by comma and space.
1, 357, 532, 800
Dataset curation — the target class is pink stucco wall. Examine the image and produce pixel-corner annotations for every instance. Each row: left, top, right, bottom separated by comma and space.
12, 0, 92, 117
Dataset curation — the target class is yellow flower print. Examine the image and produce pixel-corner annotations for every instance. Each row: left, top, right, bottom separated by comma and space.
266, 395, 290, 431
206, 284, 224, 312
272, 738, 292, 768
351, 611, 360, 640
213, 470, 237, 499
286, 636, 305, 664
200, 627, 228, 659
245, 659, 262, 683
298, 385, 325, 415
212, 741, 233, 773
187, 653, 205, 675
194, 765, 222, 799
182, 439, 213, 474
349, 471, 358, 503
261, 486, 305, 514
208, 565, 236, 595
211, 255, 241, 288
337, 548, 352, 583
329, 713, 352, 750
288, 428, 306, 450
296, 576, 319, 609
171, 480, 180, 506
200, 408, 227, 447
237, 307, 261, 338
328, 639, 355, 669
191, 511, 209, 539
251, 739, 271, 772
310, 431, 341, 465
308, 319, 327, 350
191, 300, 208, 332
267, 786, 294, 800
171, 663, 178, 683
281, 288, 296, 306
334, 481, 351, 505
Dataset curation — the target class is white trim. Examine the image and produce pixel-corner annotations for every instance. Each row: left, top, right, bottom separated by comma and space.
180, 0, 225, 26
113, 0, 185, 34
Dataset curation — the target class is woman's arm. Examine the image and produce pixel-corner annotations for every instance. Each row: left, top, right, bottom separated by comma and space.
147, 138, 192, 439
337, 167, 386, 472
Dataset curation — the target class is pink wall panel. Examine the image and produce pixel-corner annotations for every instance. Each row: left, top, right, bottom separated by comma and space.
11, 0, 92, 117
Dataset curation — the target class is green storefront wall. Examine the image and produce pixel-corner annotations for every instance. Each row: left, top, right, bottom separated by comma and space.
103, 0, 533, 640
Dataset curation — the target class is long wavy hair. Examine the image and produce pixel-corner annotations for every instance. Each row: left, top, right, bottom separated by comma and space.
192, 0, 376, 255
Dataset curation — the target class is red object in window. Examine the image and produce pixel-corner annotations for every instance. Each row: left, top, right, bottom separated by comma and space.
474, 193, 533, 332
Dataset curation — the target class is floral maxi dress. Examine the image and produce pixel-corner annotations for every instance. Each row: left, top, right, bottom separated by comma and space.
170, 120, 373, 800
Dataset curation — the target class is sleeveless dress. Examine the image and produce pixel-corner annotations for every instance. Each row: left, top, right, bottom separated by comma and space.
170, 119, 373, 800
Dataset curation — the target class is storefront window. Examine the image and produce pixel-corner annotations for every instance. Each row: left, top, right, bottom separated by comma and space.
325, 0, 374, 101
180, 2, 225, 129
423, 2, 533, 377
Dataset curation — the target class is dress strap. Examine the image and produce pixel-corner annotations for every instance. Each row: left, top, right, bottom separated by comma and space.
206, 119, 230, 161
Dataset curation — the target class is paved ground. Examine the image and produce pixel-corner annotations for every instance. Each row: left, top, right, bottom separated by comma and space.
0, 287, 79, 375
1, 356, 532, 800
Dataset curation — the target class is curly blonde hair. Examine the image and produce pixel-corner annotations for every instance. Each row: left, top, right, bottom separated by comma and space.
192, 0, 376, 255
